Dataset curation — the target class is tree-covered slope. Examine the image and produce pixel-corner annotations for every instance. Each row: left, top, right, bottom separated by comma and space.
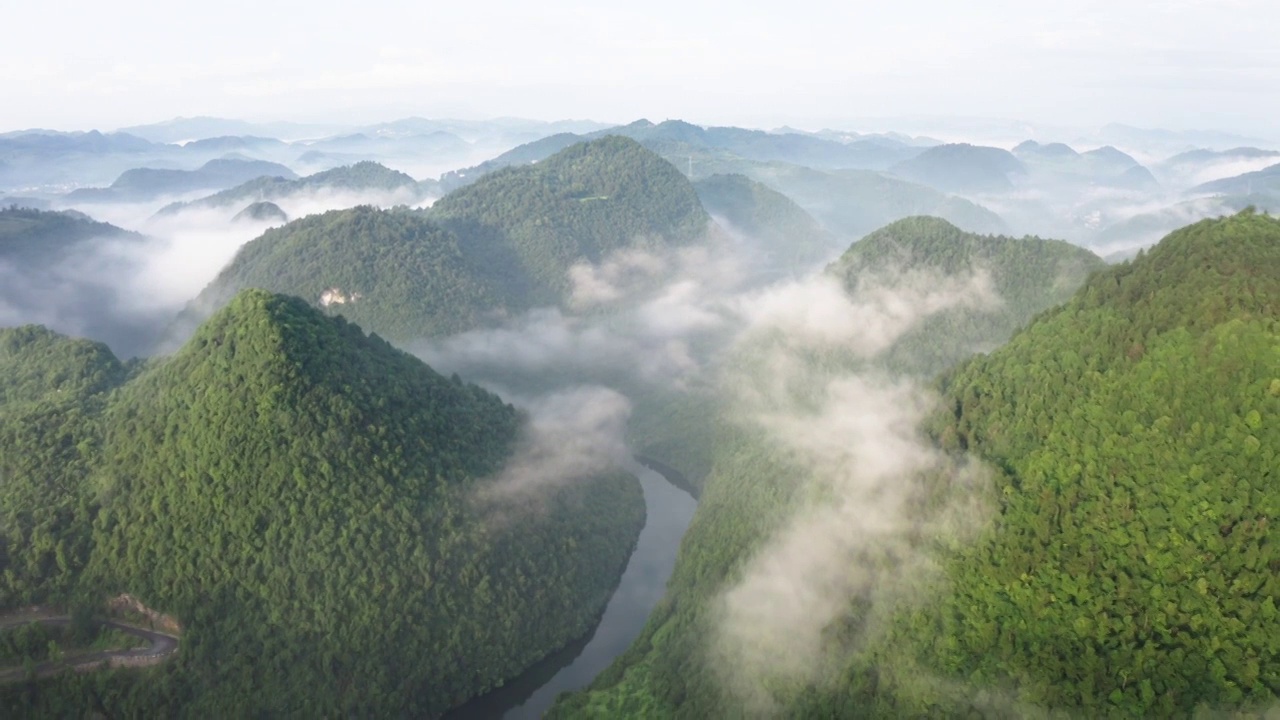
549, 216, 1108, 718
0, 327, 128, 606
2, 290, 646, 717
429, 135, 710, 305
0, 206, 140, 266
831, 216, 1106, 374
693, 173, 838, 271
882, 209, 1280, 716
185, 206, 501, 343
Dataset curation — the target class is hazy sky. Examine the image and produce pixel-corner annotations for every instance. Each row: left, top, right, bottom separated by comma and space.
5, 0, 1277, 135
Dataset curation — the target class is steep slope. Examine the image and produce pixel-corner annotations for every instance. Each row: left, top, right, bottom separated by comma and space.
0, 207, 163, 356
0, 327, 128, 606
2, 289, 645, 717
182, 137, 709, 344
550, 216, 1107, 718
693, 173, 838, 272
185, 206, 501, 343
428, 135, 710, 305
0, 206, 140, 266
741, 163, 1009, 239
848, 209, 1280, 716
831, 217, 1106, 374
889, 143, 1026, 193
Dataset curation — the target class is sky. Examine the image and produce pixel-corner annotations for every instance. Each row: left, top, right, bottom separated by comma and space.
4, 0, 1278, 136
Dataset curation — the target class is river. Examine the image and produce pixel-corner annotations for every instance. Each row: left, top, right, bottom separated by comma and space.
446, 463, 696, 719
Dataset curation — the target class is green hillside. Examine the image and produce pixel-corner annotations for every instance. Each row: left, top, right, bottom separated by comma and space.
884, 209, 1280, 716
693, 173, 837, 271
0, 207, 140, 265
429, 135, 710, 306
186, 206, 501, 343
1, 290, 645, 717
832, 216, 1106, 374
550, 216, 1109, 717
557, 210, 1279, 718
0, 326, 129, 606
184, 136, 711, 346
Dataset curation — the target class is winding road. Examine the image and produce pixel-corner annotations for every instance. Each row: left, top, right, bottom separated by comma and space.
0, 615, 179, 684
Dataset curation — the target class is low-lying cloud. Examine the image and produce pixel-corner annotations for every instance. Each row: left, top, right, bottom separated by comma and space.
710, 268, 998, 714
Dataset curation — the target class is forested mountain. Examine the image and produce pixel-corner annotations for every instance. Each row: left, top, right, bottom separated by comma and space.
889, 143, 1026, 193
0, 289, 646, 717
862, 209, 1280, 716
184, 207, 502, 343
427, 135, 709, 306
232, 200, 288, 224
0, 206, 140, 265
0, 326, 129, 604
432, 121, 1005, 241
693, 173, 837, 272
64, 158, 297, 203
182, 137, 709, 344
830, 216, 1106, 374
0, 207, 162, 357
554, 210, 1280, 718
158, 161, 421, 216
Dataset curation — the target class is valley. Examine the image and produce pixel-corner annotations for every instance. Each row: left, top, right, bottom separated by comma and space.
2, 106, 1277, 719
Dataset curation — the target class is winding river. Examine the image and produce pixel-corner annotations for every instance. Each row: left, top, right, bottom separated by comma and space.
447, 463, 696, 719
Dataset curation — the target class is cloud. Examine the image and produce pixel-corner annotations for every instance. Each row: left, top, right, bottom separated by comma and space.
709, 267, 998, 713
476, 385, 634, 503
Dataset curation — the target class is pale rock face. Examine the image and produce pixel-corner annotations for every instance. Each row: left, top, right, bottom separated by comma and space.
319, 288, 362, 307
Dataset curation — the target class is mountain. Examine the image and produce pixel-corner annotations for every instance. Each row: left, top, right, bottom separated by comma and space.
178, 135, 289, 154
158, 161, 421, 216
0, 207, 166, 356
438, 132, 584, 192
830, 216, 1106, 374
693, 173, 838, 272
549, 216, 1108, 718
428, 135, 710, 306
889, 143, 1027, 193
1, 289, 645, 717
0, 206, 140, 266
64, 158, 297, 203
882, 210, 1280, 716
182, 137, 709, 343
0, 130, 162, 190
553, 210, 1279, 719
1096, 123, 1274, 155
739, 163, 1009, 239
232, 200, 288, 224
185, 207, 501, 343
0, 326, 129, 604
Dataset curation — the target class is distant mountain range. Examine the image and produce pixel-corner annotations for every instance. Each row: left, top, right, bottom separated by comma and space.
65, 158, 297, 203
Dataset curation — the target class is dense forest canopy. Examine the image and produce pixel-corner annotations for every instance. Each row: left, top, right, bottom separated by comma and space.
1, 290, 646, 717
429, 135, 710, 305
185, 137, 711, 346
551, 210, 1277, 718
